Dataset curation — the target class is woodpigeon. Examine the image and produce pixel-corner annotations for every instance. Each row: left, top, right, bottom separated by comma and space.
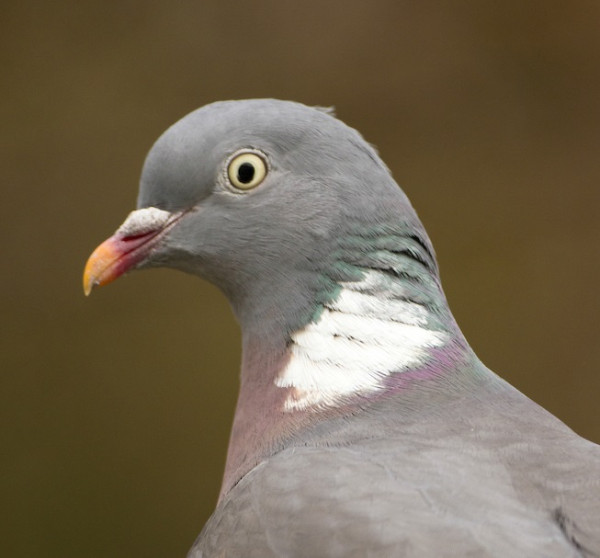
83, 100, 600, 557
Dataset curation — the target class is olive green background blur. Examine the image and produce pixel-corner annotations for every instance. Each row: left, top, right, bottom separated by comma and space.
3, 2, 599, 556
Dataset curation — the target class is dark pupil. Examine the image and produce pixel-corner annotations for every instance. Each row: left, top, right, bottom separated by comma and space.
237, 162, 255, 184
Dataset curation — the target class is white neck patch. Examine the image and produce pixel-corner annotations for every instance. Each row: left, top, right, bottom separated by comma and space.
275, 270, 448, 412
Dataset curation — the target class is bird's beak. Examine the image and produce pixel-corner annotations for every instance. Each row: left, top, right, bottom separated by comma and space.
83, 207, 180, 296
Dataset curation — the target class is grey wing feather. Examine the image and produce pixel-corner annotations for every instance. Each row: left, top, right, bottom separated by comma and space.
190, 377, 600, 558
190, 432, 600, 557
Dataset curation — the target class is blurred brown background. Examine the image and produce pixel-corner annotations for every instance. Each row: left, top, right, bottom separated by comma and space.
2, 1, 599, 556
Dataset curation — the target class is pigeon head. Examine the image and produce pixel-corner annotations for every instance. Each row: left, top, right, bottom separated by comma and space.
85, 99, 465, 414
138, 102, 397, 307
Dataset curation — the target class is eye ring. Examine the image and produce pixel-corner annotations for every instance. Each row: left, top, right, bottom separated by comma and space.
227, 150, 268, 190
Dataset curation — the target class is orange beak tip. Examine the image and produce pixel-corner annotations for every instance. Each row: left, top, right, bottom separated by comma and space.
83, 275, 95, 296
82, 238, 122, 297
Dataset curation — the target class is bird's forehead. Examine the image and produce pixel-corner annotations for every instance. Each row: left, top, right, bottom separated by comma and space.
153, 100, 343, 158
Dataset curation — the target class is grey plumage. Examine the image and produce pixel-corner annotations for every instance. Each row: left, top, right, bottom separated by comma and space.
193, 376, 600, 557
84, 99, 600, 557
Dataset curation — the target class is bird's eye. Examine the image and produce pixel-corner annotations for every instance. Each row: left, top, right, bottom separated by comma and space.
227, 151, 268, 190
